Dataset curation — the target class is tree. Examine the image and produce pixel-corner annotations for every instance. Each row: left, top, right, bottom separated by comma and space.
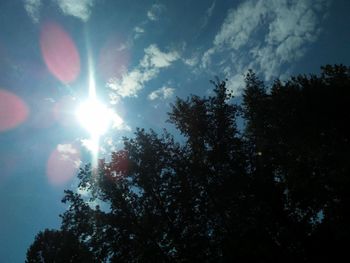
27, 65, 350, 262
242, 64, 350, 261
26, 229, 94, 263
59, 79, 247, 262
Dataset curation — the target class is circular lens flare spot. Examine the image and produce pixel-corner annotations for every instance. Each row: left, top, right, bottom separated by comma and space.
0, 89, 29, 132
75, 98, 113, 136
40, 22, 80, 83
47, 143, 80, 186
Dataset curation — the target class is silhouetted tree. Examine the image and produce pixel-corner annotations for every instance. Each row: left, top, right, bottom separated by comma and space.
242, 65, 350, 261
58, 79, 247, 262
27, 65, 350, 262
26, 229, 94, 263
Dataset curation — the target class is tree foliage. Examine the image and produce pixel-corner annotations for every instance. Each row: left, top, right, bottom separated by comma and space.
27, 65, 350, 262
25, 229, 94, 263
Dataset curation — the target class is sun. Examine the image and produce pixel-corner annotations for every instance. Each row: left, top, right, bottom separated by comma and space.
75, 98, 113, 136
74, 52, 122, 163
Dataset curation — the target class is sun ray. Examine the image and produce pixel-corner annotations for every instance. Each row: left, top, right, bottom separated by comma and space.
75, 29, 124, 167
77, 32, 105, 167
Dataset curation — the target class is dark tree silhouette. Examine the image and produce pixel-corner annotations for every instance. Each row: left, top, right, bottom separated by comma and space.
242, 65, 350, 261
25, 229, 94, 263
26, 65, 350, 262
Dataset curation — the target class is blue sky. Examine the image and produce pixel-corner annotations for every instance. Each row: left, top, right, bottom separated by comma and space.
0, 0, 349, 261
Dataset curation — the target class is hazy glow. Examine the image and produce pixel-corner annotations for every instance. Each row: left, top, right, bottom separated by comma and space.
0, 89, 29, 132
40, 22, 80, 83
46, 143, 80, 186
76, 98, 113, 136
98, 35, 129, 81
78, 30, 124, 166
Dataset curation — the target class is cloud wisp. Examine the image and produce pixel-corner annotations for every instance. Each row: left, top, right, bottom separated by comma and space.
55, 0, 96, 22
24, 0, 42, 23
148, 86, 175, 101
108, 44, 179, 101
147, 3, 165, 21
198, 0, 216, 34
24, 0, 96, 23
200, 0, 330, 93
47, 143, 81, 186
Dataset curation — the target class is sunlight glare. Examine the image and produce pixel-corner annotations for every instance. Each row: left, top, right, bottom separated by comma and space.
76, 98, 113, 136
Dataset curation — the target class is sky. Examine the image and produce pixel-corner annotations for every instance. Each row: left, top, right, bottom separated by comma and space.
0, 0, 349, 261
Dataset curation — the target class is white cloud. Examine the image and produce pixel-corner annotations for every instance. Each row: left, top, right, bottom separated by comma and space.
24, 0, 42, 23
183, 56, 199, 67
133, 26, 145, 39
148, 86, 175, 100
55, 0, 95, 22
206, 0, 216, 18
134, 26, 145, 33
107, 67, 158, 98
201, 47, 216, 68
110, 112, 130, 131
24, 0, 96, 23
44, 97, 55, 103
80, 139, 97, 153
213, 0, 266, 50
201, 0, 330, 85
147, 4, 164, 21
141, 44, 180, 68
226, 74, 246, 96
108, 44, 179, 99
56, 144, 80, 168
57, 143, 78, 155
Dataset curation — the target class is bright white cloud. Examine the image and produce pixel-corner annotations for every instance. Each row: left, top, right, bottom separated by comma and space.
24, 0, 42, 23
201, 0, 330, 91
111, 113, 131, 131
141, 45, 180, 68
24, 0, 96, 23
226, 74, 246, 96
56, 144, 81, 168
201, 47, 216, 68
80, 139, 97, 153
148, 86, 175, 100
147, 4, 164, 21
108, 44, 179, 98
57, 143, 78, 155
55, 0, 95, 22
107, 67, 158, 98
213, 0, 266, 50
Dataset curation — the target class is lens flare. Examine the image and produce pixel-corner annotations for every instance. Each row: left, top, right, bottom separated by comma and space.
40, 22, 80, 83
53, 96, 76, 127
47, 143, 80, 186
0, 89, 29, 132
75, 98, 113, 136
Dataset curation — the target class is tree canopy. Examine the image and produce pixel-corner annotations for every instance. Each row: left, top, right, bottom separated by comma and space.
27, 65, 350, 262
26, 229, 94, 262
